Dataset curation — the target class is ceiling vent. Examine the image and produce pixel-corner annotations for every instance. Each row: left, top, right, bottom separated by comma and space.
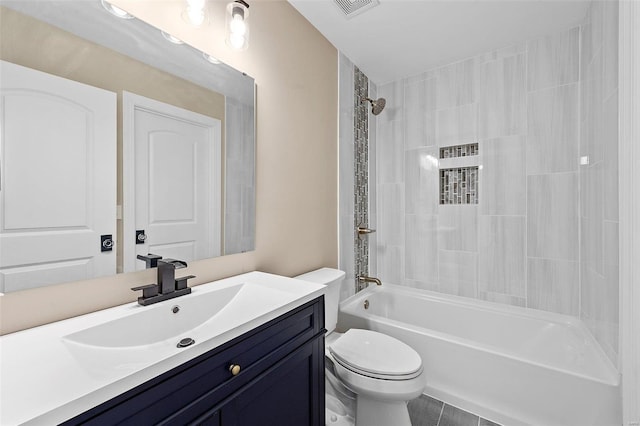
333, 0, 380, 19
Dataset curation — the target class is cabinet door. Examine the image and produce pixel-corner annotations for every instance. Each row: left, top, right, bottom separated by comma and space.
197, 336, 324, 426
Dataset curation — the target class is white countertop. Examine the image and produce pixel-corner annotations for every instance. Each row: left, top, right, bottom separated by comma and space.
0, 272, 325, 425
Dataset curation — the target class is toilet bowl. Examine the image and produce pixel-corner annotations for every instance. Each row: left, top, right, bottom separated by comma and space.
295, 268, 425, 426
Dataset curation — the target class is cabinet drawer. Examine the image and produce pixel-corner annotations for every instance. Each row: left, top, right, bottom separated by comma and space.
63, 296, 324, 425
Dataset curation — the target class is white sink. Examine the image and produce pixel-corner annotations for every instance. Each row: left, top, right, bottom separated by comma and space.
63, 284, 244, 348
1, 271, 326, 426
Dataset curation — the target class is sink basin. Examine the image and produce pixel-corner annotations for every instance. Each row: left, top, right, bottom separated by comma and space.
64, 283, 244, 348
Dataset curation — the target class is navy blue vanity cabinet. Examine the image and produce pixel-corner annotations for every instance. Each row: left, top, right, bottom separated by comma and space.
62, 297, 325, 426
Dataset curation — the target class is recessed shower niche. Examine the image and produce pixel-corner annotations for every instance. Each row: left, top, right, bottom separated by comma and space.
439, 143, 479, 205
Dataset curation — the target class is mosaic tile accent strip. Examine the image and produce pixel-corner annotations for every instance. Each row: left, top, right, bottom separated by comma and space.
440, 167, 479, 204
354, 66, 369, 292
440, 143, 479, 159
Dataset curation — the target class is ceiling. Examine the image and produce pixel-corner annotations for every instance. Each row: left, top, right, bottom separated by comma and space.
288, 0, 590, 84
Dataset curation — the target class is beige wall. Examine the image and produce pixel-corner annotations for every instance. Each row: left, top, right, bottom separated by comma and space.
0, 1, 338, 334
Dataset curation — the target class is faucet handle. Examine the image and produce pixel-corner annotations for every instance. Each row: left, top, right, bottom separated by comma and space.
137, 253, 163, 269
175, 275, 196, 291
131, 283, 159, 299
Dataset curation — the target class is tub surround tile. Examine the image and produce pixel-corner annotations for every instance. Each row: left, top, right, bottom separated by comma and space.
377, 120, 404, 184
405, 78, 437, 149
478, 216, 526, 298
527, 258, 579, 316
405, 147, 439, 215
602, 0, 618, 99
438, 250, 477, 298
603, 91, 619, 221
581, 265, 619, 367
581, 1, 604, 72
405, 214, 438, 281
480, 136, 526, 215
582, 162, 604, 275
527, 27, 579, 91
527, 83, 579, 174
437, 103, 478, 146
377, 244, 404, 285
527, 173, 579, 261
405, 279, 440, 292
582, 51, 604, 165
378, 184, 405, 247
436, 58, 477, 109
478, 53, 526, 139
437, 206, 478, 252
378, 80, 404, 122
479, 291, 526, 308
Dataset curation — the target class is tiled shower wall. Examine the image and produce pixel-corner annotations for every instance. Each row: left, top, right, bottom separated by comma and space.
579, 0, 619, 365
338, 53, 377, 300
375, 1, 619, 366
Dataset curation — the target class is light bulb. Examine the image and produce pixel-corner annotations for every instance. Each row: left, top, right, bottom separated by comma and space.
229, 33, 245, 49
225, 1, 249, 50
186, 6, 205, 26
230, 16, 246, 36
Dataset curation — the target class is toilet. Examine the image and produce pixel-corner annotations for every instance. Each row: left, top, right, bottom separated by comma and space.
295, 268, 425, 426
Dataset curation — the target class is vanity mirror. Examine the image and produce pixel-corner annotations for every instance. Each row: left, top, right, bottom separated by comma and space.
0, 1, 256, 293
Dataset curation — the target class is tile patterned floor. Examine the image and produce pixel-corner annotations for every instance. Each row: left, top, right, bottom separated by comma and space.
408, 395, 502, 426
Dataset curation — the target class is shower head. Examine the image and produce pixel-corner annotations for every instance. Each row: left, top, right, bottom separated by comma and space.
362, 97, 386, 115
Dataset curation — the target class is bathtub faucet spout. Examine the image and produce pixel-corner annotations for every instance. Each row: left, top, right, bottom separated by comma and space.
357, 275, 382, 288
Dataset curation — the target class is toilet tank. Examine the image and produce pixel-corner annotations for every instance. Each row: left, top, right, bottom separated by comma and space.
294, 268, 345, 333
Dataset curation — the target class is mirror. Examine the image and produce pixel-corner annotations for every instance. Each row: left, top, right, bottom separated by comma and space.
0, 1, 255, 293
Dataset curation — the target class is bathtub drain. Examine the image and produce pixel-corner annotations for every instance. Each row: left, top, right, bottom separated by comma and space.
364, 300, 369, 309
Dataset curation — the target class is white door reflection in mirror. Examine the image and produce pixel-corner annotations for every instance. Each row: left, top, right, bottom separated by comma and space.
0, 61, 116, 292
122, 92, 221, 272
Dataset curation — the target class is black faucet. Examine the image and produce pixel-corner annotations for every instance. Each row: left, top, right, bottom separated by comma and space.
131, 254, 196, 306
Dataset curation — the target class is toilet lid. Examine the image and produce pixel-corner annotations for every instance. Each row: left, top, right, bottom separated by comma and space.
329, 329, 422, 379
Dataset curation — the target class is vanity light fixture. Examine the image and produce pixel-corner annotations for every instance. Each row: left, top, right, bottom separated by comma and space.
225, 0, 250, 51
161, 30, 185, 45
182, 0, 208, 27
101, 0, 134, 19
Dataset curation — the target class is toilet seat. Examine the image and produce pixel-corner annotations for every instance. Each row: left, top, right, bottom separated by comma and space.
329, 329, 423, 380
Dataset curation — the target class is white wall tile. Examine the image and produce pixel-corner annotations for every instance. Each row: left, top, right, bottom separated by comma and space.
527, 27, 579, 91
377, 120, 404, 184
436, 58, 477, 109
527, 258, 579, 315
478, 216, 526, 298
603, 91, 619, 221
581, 1, 604, 72
527, 83, 579, 174
602, 0, 619, 99
479, 291, 526, 307
405, 147, 439, 215
405, 78, 437, 149
377, 244, 404, 285
438, 250, 477, 298
405, 214, 438, 281
437, 103, 478, 146
479, 54, 527, 138
480, 136, 526, 215
527, 173, 579, 261
378, 183, 404, 247
437, 205, 478, 252
378, 80, 405, 123
582, 162, 604, 275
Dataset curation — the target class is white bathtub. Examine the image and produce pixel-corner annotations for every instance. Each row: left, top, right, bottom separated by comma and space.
337, 284, 620, 426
